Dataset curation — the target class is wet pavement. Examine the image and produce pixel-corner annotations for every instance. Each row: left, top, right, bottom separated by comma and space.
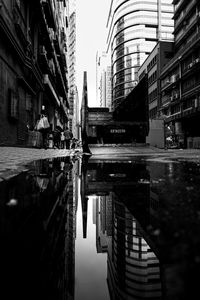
90, 144, 200, 161
0, 147, 72, 180
1, 145, 200, 180
1, 146, 200, 299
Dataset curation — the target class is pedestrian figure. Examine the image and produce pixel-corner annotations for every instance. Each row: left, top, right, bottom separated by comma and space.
70, 137, 77, 150
60, 130, 65, 149
35, 113, 50, 149
53, 126, 61, 149
64, 126, 73, 149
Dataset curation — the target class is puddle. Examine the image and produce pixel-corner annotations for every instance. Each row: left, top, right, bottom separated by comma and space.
0, 156, 200, 299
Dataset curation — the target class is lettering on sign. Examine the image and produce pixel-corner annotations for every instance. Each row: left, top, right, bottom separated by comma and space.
110, 129, 126, 133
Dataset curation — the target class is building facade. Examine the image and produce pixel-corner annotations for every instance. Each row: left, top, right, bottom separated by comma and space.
68, 7, 77, 135
107, 200, 162, 300
81, 160, 162, 299
159, 0, 200, 148
96, 51, 112, 110
138, 41, 174, 148
85, 76, 149, 145
0, 0, 70, 147
138, 41, 174, 120
106, 0, 174, 111
99, 66, 112, 110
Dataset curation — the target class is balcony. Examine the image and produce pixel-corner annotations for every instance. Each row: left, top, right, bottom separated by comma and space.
48, 58, 56, 76
161, 74, 179, 91
13, 2, 29, 47
41, 0, 56, 30
175, 17, 197, 48
43, 74, 60, 107
60, 28, 66, 43
39, 9, 54, 54
53, 33, 60, 54
174, 0, 188, 18
182, 80, 200, 98
161, 95, 171, 107
171, 93, 180, 102
60, 97, 69, 118
161, 31, 200, 76
174, 0, 196, 33
182, 57, 200, 77
38, 45, 49, 73
61, 53, 67, 69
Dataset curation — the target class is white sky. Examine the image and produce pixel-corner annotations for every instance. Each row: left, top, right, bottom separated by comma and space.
76, 0, 110, 107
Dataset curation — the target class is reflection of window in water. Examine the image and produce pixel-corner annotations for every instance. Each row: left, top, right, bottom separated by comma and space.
79, 160, 161, 299
92, 193, 162, 299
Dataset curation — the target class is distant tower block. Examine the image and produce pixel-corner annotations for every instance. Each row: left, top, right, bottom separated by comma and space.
81, 71, 91, 154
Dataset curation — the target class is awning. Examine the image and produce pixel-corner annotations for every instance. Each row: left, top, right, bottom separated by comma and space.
43, 74, 60, 107
60, 97, 69, 119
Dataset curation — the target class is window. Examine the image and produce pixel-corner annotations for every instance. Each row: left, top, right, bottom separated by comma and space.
8, 89, 18, 120
26, 94, 32, 111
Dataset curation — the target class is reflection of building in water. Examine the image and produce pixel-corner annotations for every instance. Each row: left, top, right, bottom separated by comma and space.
81, 159, 162, 299
65, 157, 80, 300
72, 158, 80, 236
107, 195, 162, 300
36, 157, 76, 300
0, 156, 78, 299
147, 162, 167, 230
80, 156, 91, 238
96, 195, 113, 253
93, 197, 97, 224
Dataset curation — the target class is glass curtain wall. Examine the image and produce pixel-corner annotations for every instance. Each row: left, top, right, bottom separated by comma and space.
107, 0, 174, 110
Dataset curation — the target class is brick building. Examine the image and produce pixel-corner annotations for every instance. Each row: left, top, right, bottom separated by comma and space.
0, 0, 70, 146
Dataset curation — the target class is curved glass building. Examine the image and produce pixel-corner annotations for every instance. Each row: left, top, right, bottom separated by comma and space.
106, 0, 174, 110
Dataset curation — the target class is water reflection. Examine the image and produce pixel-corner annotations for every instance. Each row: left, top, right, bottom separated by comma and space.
80, 157, 200, 300
0, 156, 76, 300
80, 158, 161, 299
0, 156, 200, 299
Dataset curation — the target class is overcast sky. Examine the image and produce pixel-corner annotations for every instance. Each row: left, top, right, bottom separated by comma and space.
76, 0, 110, 106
